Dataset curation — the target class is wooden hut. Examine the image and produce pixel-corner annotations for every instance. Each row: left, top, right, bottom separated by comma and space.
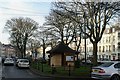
47, 42, 79, 67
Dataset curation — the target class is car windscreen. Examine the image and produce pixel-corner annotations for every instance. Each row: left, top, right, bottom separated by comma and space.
9, 59, 13, 61
23, 60, 29, 62
6, 58, 13, 61
20, 60, 29, 62
99, 62, 114, 67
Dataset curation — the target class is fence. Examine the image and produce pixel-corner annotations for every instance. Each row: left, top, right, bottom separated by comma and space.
30, 60, 92, 77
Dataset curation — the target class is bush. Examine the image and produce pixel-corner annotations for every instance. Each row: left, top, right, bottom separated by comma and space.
75, 60, 80, 68
40, 59, 47, 64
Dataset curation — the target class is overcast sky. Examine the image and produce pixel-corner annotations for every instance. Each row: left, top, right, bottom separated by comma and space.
0, 0, 53, 44
0, 0, 118, 44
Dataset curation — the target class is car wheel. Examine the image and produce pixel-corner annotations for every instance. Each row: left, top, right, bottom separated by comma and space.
110, 75, 120, 80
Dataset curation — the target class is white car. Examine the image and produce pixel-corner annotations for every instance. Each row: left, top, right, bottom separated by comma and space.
17, 59, 29, 68
82, 60, 92, 63
16, 59, 22, 66
4, 58, 14, 66
91, 61, 120, 80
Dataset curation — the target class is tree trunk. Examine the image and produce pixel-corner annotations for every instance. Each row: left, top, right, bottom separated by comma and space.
20, 50, 24, 58
23, 33, 28, 58
18, 47, 23, 58
61, 31, 64, 43
43, 39, 46, 60
93, 42, 98, 65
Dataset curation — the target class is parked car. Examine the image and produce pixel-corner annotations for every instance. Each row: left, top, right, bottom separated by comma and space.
91, 61, 120, 80
4, 58, 14, 66
16, 59, 22, 67
16, 59, 29, 68
81, 59, 92, 65
2, 56, 7, 63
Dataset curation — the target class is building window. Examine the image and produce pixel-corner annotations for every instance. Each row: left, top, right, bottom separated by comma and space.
106, 45, 108, 52
99, 55, 101, 60
102, 55, 105, 60
113, 36, 115, 41
109, 55, 111, 60
118, 32, 120, 37
109, 36, 110, 43
103, 46, 105, 52
109, 45, 111, 52
118, 42, 120, 49
118, 53, 120, 59
106, 55, 108, 59
106, 37, 108, 43
113, 45, 115, 52
99, 46, 101, 52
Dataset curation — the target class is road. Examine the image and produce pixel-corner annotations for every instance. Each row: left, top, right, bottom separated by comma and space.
0, 63, 2, 80
2, 66, 40, 78
1, 64, 98, 80
1, 64, 52, 80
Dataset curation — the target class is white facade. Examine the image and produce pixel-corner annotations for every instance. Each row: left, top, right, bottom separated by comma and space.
80, 27, 120, 61
0, 42, 2, 57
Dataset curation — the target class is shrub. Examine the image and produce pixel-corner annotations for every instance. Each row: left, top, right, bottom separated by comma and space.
75, 60, 80, 68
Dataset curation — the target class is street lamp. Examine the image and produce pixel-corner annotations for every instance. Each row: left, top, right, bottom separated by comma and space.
83, 12, 87, 64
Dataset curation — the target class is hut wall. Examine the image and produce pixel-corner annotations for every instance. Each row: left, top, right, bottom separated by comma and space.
50, 54, 62, 67
64, 53, 75, 67
67, 62, 74, 66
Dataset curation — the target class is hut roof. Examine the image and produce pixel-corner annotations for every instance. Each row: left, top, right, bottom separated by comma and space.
47, 42, 79, 54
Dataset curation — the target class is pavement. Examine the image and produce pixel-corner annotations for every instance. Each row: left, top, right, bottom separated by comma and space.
29, 67, 97, 80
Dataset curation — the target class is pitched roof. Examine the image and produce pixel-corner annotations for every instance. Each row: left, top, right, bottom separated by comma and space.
47, 42, 79, 54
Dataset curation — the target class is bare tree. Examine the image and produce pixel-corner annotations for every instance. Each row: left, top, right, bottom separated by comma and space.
81, 2, 120, 65
50, 1, 120, 65
44, 10, 77, 45
32, 26, 55, 60
5, 17, 39, 58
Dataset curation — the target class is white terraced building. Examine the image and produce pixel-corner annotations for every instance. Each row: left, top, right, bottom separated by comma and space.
77, 25, 120, 61
0, 42, 1, 55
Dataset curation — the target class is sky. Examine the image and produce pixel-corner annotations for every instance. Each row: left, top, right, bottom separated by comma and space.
0, 0, 118, 44
0, 0, 54, 44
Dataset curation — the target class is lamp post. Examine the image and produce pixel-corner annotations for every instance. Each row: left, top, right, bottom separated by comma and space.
83, 12, 87, 64
73, 37, 78, 60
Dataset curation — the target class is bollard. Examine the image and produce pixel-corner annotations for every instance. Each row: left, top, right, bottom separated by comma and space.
41, 62, 43, 72
51, 64, 55, 74
90, 64, 93, 77
37, 61, 39, 70
68, 64, 71, 76
35, 62, 37, 69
